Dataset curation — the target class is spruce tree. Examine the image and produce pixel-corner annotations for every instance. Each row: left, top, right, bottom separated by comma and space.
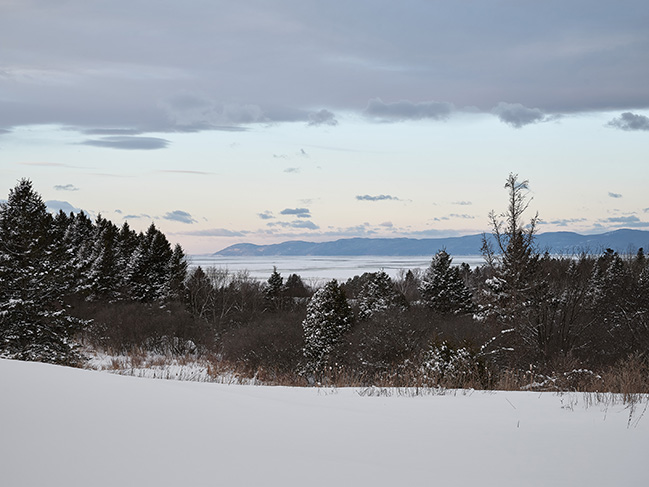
264, 266, 284, 311
302, 280, 353, 377
0, 179, 84, 364
357, 270, 407, 320
419, 250, 473, 314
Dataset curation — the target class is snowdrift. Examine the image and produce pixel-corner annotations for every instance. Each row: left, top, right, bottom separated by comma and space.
1, 358, 647, 487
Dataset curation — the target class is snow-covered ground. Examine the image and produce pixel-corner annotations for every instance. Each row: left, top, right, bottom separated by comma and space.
2, 358, 648, 487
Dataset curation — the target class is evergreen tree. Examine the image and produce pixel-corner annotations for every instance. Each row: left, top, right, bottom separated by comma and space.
0, 179, 84, 364
302, 280, 353, 376
167, 243, 188, 301
264, 266, 284, 311
357, 270, 407, 320
419, 250, 473, 314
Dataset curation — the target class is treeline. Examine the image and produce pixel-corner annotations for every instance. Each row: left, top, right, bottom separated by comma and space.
2, 177, 648, 392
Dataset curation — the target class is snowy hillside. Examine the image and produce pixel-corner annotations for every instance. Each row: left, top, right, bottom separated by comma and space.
2, 358, 647, 487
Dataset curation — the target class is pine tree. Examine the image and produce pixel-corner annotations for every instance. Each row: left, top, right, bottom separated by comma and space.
419, 250, 473, 314
302, 279, 353, 376
167, 243, 188, 301
357, 270, 407, 320
0, 179, 84, 364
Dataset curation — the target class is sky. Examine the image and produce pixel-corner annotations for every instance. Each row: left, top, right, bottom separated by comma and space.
1, 0, 648, 254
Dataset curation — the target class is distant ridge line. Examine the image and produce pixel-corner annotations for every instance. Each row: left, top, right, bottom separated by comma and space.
214, 229, 649, 257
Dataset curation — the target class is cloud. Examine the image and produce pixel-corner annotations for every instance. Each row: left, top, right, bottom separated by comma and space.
597, 215, 649, 228
280, 208, 311, 218
379, 221, 394, 228
181, 228, 248, 237
492, 102, 547, 128
268, 220, 319, 230
258, 211, 275, 220
123, 214, 152, 220
81, 136, 170, 150
54, 184, 79, 191
364, 98, 453, 121
308, 109, 338, 126
548, 218, 587, 226
163, 210, 197, 224
452, 201, 472, 206
1, 3, 648, 136
284, 167, 300, 173
44, 200, 82, 214
356, 194, 401, 201
607, 112, 649, 131
114, 209, 122, 214
608, 192, 623, 199
448, 214, 475, 219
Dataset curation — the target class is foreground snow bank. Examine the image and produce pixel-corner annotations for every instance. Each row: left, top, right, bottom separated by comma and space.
1, 359, 647, 487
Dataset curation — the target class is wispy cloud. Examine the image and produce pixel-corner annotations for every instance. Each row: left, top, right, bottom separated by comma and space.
452, 201, 472, 206
268, 220, 319, 230
607, 112, 649, 131
54, 184, 79, 191
81, 136, 170, 150
608, 192, 623, 198
163, 210, 197, 224
356, 194, 401, 201
284, 167, 300, 174
123, 213, 152, 220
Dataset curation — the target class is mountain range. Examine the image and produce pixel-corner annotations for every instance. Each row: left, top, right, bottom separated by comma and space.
214, 229, 649, 257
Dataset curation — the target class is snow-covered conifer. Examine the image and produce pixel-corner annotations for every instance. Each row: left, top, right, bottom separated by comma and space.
0, 179, 84, 364
419, 250, 473, 314
357, 270, 407, 320
302, 279, 353, 375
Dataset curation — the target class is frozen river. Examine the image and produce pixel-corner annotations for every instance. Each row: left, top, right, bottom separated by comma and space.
187, 255, 484, 283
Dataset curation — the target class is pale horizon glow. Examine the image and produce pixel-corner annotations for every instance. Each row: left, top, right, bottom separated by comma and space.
1, 2, 648, 253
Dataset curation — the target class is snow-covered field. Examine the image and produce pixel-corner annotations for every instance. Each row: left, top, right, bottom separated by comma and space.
2, 358, 648, 487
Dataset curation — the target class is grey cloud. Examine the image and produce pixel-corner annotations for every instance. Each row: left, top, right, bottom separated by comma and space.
356, 194, 400, 201
258, 211, 275, 220
379, 221, 394, 228
452, 201, 472, 206
492, 102, 546, 128
268, 220, 319, 230
163, 210, 197, 224
449, 214, 475, 219
308, 109, 338, 126
280, 208, 311, 218
123, 214, 152, 220
284, 167, 300, 173
549, 218, 587, 226
364, 98, 453, 121
607, 112, 649, 131
1, 2, 649, 134
608, 192, 623, 198
81, 136, 170, 150
597, 215, 649, 228
115, 209, 122, 214
54, 184, 79, 191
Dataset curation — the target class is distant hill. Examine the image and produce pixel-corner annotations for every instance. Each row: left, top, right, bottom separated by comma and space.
214, 229, 649, 256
